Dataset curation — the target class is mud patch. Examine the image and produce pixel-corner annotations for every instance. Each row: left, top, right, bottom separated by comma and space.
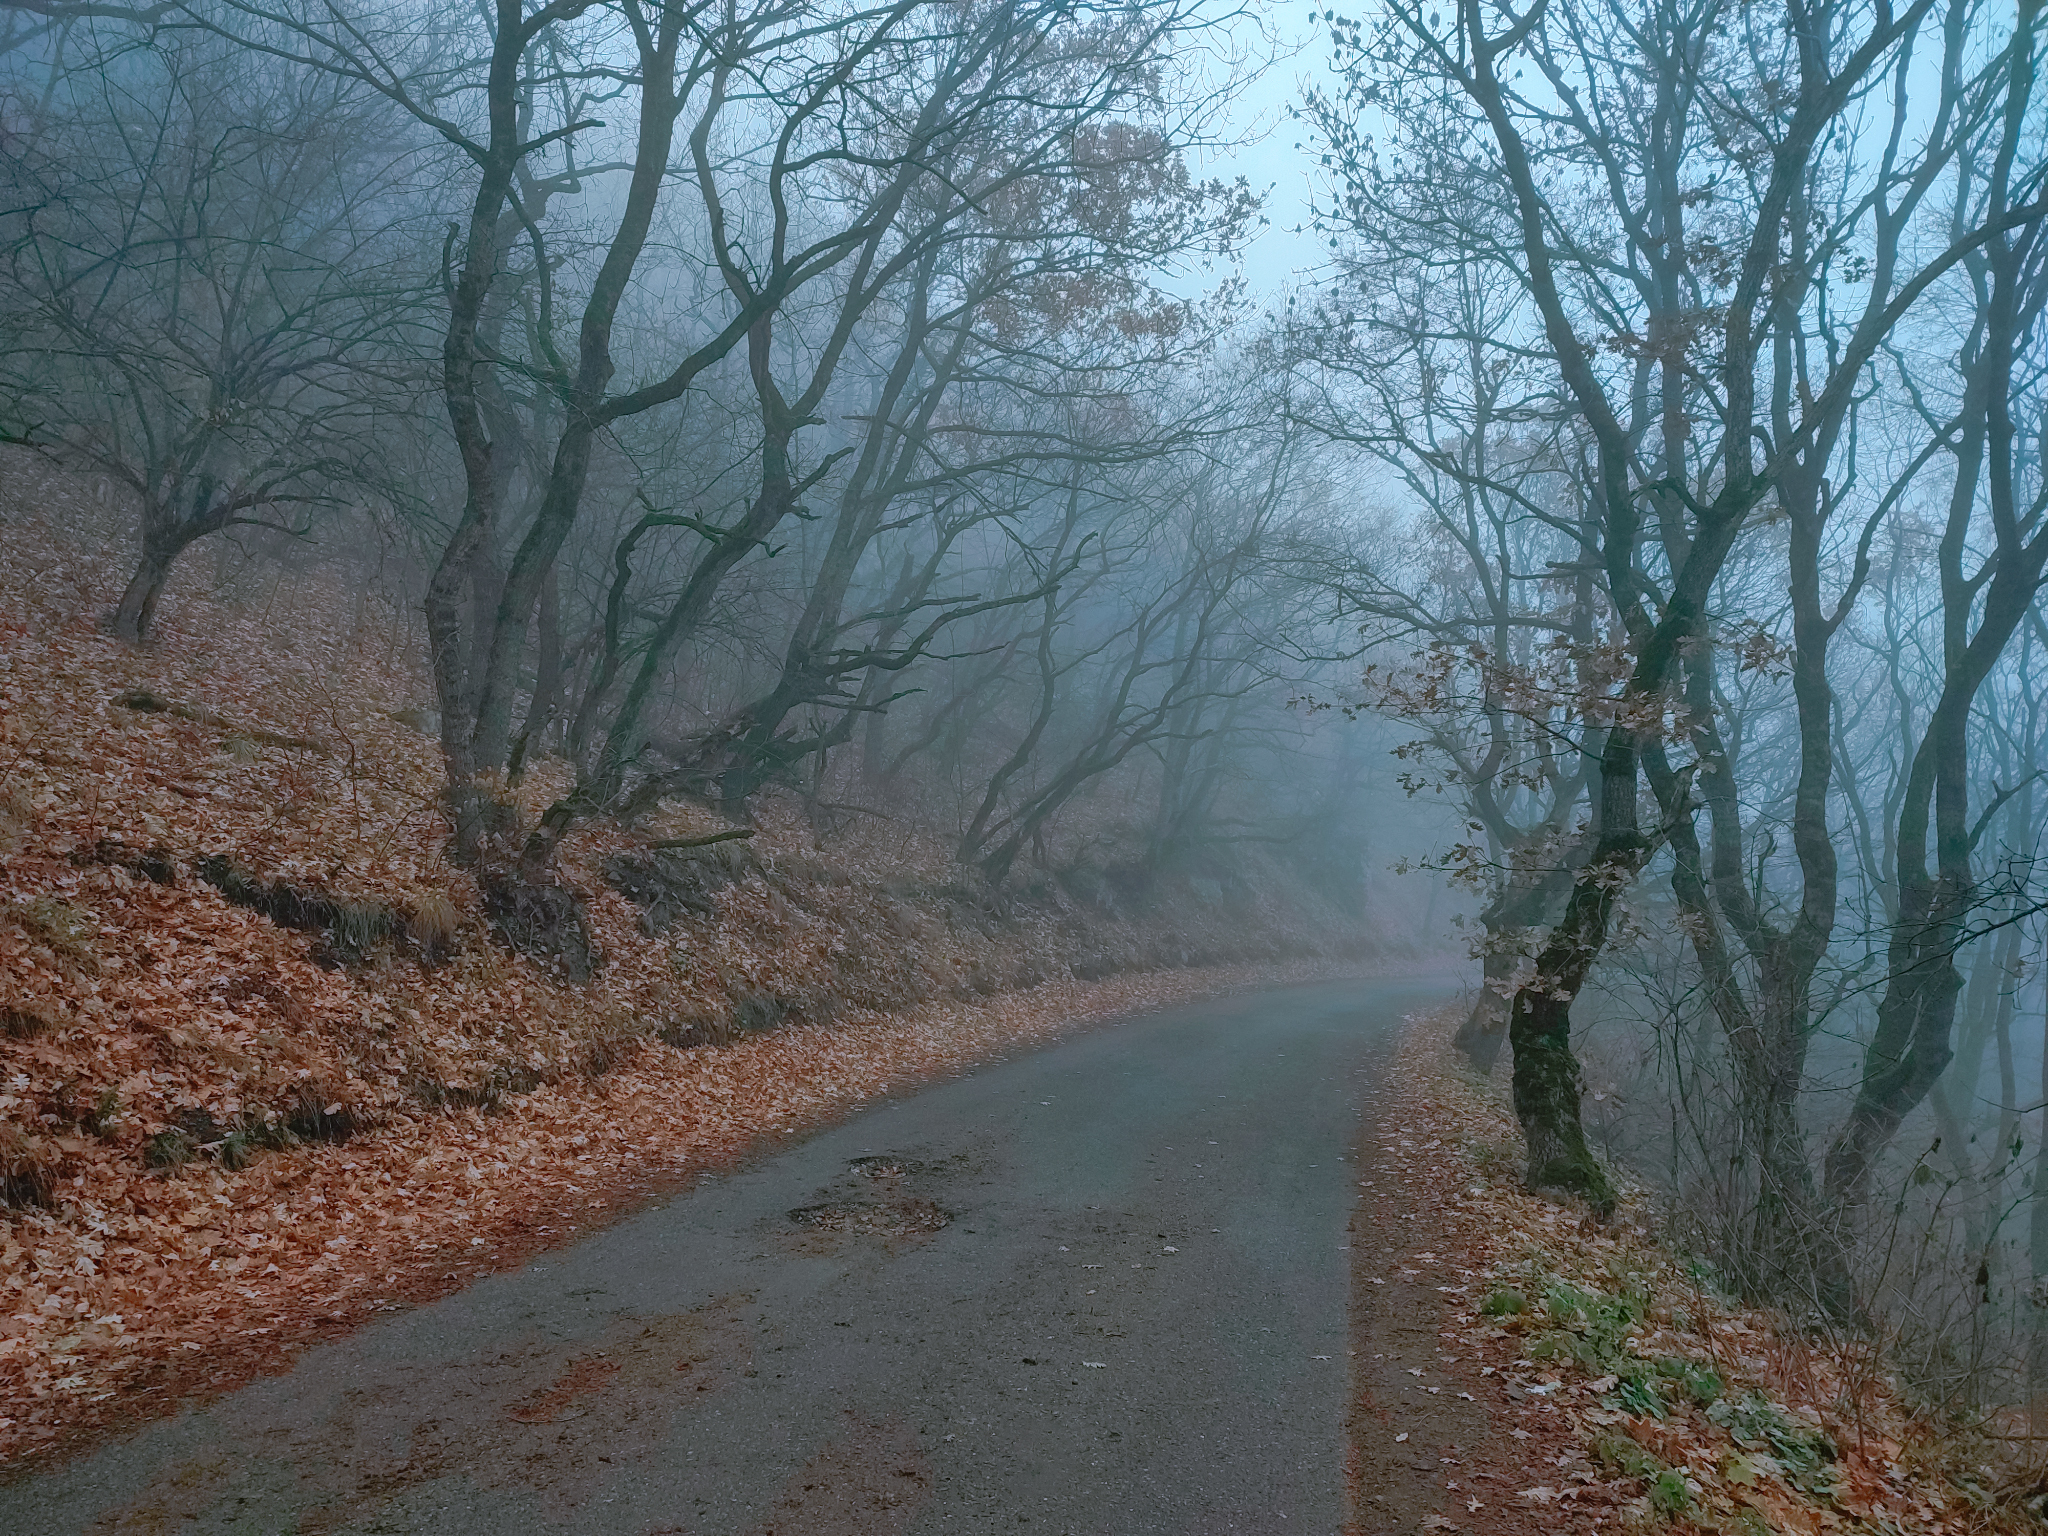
738, 1413, 932, 1536
505, 1355, 623, 1424
91, 1453, 243, 1534
92, 1296, 756, 1534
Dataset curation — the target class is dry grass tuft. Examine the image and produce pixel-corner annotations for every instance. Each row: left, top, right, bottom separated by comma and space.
407, 891, 460, 955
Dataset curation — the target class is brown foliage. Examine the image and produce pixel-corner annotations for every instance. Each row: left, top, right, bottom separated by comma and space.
0, 464, 1391, 1463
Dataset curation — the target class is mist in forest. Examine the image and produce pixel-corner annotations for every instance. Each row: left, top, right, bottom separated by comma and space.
3, 0, 2046, 1411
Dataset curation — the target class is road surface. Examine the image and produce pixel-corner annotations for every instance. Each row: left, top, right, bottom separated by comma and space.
2, 976, 1444, 1535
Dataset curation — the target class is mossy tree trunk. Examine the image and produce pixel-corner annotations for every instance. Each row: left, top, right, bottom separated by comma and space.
1509, 988, 1610, 1207
1506, 866, 1621, 1211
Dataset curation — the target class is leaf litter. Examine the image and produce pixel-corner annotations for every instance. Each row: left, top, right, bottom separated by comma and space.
1359, 1002, 2048, 1534
0, 472, 1408, 1468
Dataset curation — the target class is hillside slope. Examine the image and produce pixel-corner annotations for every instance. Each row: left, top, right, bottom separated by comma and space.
0, 451, 1417, 1463
1348, 1006, 2048, 1536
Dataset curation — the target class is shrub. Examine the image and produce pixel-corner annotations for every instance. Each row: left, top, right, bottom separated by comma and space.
1648, 1468, 1693, 1517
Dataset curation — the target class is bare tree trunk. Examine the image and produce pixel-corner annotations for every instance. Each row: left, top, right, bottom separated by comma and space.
2030, 964, 2048, 1392
1499, 756, 1633, 1209
1826, 626, 2042, 1200
1453, 945, 1515, 1075
110, 538, 179, 643
509, 563, 562, 781
111, 485, 231, 643
1995, 967, 2021, 1168
1454, 862, 1581, 1075
531, 562, 563, 753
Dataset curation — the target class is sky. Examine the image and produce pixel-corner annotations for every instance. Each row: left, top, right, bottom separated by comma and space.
1174, 0, 1339, 299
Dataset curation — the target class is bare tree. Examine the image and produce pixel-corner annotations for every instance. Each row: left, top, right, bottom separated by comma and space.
1293, 255, 1600, 1073
955, 419, 1299, 883
1826, 17, 2048, 1199
1309, 0, 2032, 1214
487, 0, 1256, 876
0, 25, 430, 640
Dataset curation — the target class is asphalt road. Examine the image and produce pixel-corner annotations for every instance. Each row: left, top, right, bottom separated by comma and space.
3, 976, 1444, 1536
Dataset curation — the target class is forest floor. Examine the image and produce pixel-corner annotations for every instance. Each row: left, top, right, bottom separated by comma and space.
1352, 1004, 2048, 1536
0, 450, 1411, 1469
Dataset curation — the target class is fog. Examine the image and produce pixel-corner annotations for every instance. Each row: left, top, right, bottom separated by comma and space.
3, 0, 2045, 1412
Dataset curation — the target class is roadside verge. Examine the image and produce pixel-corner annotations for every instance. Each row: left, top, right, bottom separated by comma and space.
3, 956, 1394, 1472
1345, 1004, 2023, 1536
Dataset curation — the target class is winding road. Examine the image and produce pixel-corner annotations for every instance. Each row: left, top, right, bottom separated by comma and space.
3, 976, 1445, 1535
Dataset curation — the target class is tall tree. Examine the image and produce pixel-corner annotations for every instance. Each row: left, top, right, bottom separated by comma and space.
1309, 0, 2022, 1211
1826, 5, 2048, 1199
1293, 258, 1600, 1074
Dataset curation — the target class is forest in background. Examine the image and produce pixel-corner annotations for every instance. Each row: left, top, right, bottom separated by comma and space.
3, 0, 2047, 1438
1288, 0, 2048, 1423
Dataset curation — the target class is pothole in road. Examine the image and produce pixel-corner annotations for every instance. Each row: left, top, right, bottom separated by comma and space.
845, 1151, 976, 1180
786, 1198, 953, 1237
846, 1154, 923, 1179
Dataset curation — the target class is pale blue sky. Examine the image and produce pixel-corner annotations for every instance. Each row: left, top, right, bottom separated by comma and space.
1177, 0, 1338, 298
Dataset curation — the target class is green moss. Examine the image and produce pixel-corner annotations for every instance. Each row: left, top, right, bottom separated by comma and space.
1648, 1468, 1693, 1516
1480, 1287, 1528, 1316
1508, 991, 1616, 1212
1590, 1433, 1663, 1480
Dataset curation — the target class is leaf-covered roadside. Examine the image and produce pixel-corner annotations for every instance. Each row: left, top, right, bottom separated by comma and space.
0, 478, 1400, 1468
1363, 1006, 2047, 1535
5, 953, 1343, 1470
